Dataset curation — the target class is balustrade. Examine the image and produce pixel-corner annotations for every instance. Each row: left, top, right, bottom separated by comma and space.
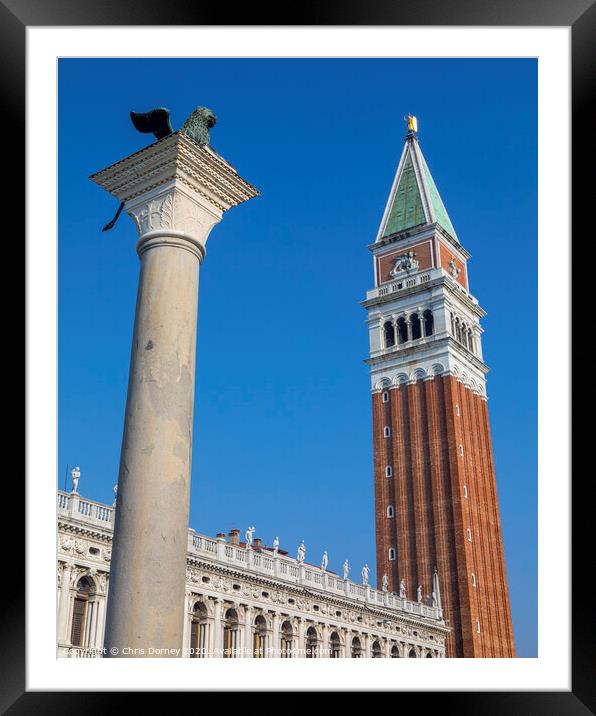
58, 490, 444, 623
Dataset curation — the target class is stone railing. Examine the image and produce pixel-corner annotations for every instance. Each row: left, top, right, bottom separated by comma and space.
57, 491, 114, 529
365, 268, 441, 301
58, 491, 444, 623
365, 267, 481, 306
187, 529, 444, 622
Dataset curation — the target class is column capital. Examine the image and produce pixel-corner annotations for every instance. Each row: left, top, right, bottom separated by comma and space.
90, 133, 259, 260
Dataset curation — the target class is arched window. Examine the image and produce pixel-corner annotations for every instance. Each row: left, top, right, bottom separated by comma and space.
397, 317, 408, 344
190, 601, 208, 658
467, 528, 472, 542
351, 636, 362, 658
280, 620, 294, 658
408, 647, 417, 658
330, 631, 341, 658
387, 505, 395, 518
423, 309, 434, 336
383, 321, 395, 348
391, 644, 400, 658
223, 608, 239, 658
382, 391, 390, 403
385, 465, 393, 478
70, 576, 95, 647
410, 313, 422, 340
305, 626, 318, 658
471, 573, 477, 587
372, 640, 382, 658
383, 426, 391, 438
426, 652, 433, 658
388, 547, 396, 561
455, 318, 462, 343
253, 614, 268, 658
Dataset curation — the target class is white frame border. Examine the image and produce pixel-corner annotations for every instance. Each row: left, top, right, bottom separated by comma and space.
27, 26, 570, 691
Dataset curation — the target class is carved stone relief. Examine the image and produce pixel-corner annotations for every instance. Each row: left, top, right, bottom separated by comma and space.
127, 188, 218, 241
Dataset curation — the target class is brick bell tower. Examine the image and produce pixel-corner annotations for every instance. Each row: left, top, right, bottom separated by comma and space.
363, 116, 515, 657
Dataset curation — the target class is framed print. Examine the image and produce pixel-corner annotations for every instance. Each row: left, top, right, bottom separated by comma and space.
10, 0, 590, 709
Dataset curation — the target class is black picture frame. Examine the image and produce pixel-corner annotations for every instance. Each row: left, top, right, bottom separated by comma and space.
11, 0, 589, 709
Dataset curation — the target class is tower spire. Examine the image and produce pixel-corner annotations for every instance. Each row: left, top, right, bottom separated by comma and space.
376, 116, 458, 243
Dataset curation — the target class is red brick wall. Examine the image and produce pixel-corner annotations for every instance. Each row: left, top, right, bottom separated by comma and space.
372, 376, 515, 657
437, 240, 468, 290
377, 240, 434, 284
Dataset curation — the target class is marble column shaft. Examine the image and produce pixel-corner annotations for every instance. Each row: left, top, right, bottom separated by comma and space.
90, 133, 259, 657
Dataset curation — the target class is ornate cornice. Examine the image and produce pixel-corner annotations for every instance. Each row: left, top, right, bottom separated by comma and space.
186, 557, 448, 635
89, 133, 259, 212
58, 519, 112, 543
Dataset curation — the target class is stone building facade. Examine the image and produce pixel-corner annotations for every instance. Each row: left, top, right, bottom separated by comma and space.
57, 490, 448, 658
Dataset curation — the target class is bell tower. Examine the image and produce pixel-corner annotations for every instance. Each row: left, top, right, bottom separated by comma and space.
363, 117, 515, 657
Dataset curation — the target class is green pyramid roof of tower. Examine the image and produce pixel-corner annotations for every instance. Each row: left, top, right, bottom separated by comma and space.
379, 132, 458, 242
418, 150, 458, 241
382, 152, 426, 237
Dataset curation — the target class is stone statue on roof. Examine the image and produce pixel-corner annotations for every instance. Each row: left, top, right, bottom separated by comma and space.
361, 564, 370, 586
245, 526, 256, 548
71, 467, 80, 494
399, 578, 407, 598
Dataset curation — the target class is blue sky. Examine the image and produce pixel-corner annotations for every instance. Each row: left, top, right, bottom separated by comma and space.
58, 58, 537, 656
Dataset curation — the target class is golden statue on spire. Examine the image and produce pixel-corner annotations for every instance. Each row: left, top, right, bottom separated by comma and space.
406, 114, 418, 133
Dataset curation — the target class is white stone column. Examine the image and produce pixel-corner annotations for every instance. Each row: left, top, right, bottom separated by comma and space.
343, 628, 351, 658
94, 596, 106, 650
368, 316, 384, 353
98, 576, 109, 649
474, 326, 484, 360
56, 564, 62, 620
212, 599, 222, 658
320, 623, 329, 658
91, 133, 258, 658
57, 561, 74, 644
244, 606, 253, 658
85, 601, 96, 648
297, 619, 305, 658
182, 592, 193, 656
203, 621, 211, 657
271, 612, 280, 659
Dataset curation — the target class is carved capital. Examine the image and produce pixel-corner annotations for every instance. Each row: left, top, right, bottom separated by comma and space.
90, 133, 259, 256
126, 184, 221, 261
